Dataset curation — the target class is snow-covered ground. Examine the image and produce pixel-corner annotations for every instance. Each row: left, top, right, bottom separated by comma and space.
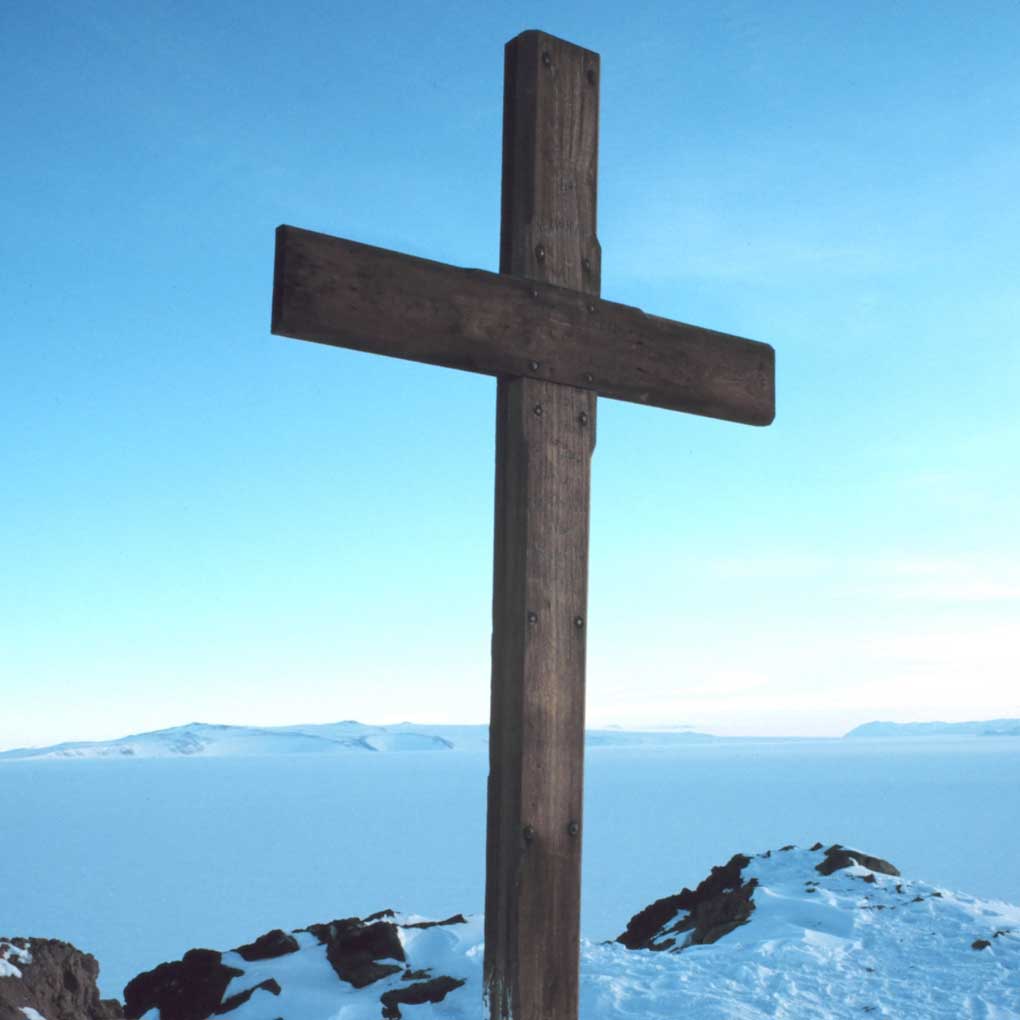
1, 735, 1018, 1011
583, 847, 1020, 1019
80, 846, 1020, 1019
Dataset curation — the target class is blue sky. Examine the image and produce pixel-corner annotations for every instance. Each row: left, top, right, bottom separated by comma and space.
2, 0, 1018, 749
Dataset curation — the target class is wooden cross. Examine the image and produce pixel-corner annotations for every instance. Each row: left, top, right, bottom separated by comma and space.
271, 29, 774, 1020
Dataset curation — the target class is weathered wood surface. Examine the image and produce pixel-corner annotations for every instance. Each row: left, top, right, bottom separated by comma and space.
272, 230, 774, 426
485, 30, 598, 1020
270, 24, 778, 1020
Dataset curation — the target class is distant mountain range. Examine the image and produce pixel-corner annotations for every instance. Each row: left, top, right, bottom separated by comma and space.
0, 721, 455, 760
845, 718, 1020, 738
0, 720, 717, 760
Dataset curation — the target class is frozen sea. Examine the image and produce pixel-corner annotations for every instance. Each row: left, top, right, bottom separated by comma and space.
2, 735, 1018, 999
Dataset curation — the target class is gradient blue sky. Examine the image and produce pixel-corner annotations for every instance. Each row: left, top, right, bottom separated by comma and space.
3, 0, 1018, 749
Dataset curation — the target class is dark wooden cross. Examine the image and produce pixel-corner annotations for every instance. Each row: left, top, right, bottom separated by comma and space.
271, 29, 774, 1020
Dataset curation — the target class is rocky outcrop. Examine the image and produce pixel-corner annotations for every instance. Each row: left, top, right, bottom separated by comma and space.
617, 843, 903, 954
0, 938, 122, 1020
616, 853, 756, 951
122, 911, 468, 1020
299, 915, 406, 989
123, 948, 244, 1020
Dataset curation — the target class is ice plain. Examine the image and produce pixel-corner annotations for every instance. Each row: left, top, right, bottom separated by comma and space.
1, 732, 1018, 1007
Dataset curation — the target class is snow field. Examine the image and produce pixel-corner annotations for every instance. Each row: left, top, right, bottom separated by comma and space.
126, 849, 1020, 1019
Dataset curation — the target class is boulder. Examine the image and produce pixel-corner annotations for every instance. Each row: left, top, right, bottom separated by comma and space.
232, 929, 299, 962
0, 937, 122, 1020
123, 948, 243, 1020
816, 844, 900, 877
299, 917, 405, 988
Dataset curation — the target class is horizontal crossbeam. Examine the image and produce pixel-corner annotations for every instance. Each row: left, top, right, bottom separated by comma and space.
272, 225, 774, 425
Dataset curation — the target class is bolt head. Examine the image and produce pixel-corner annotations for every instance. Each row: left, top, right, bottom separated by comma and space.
584, 373, 594, 384
534, 404, 543, 417
579, 412, 589, 426
523, 825, 536, 842
574, 616, 585, 628
535, 244, 546, 261
528, 360, 540, 372
568, 821, 580, 837
542, 51, 552, 67
527, 611, 538, 624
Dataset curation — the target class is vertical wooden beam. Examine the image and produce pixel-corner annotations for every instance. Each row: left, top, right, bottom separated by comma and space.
486, 30, 600, 1020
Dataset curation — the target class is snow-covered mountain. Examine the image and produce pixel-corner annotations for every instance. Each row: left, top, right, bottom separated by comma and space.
0, 721, 718, 760
0, 722, 454, 760
845, 718, 1020, 738
8, 843, 1015, 1019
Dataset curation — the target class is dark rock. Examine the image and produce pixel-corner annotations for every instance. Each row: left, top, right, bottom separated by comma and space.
233, 930, 299, 962
815, 845, 900, 877
116, 910, 475, 1020
809, 842, 824, 851
402, 914, 467, 930
304, 918, 405, 988
972, 939, 991, 950
215, 977, 281, 1014
0, 938, 122, 1020
617, 853, 756, 951
123, 948, 243, 1020
380, 976, 466, 1019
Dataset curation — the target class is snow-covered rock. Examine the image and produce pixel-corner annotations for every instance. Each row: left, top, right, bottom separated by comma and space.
100, 843, 1020, 1019
121, 912, 476, 1020
0, 938, 122, 1020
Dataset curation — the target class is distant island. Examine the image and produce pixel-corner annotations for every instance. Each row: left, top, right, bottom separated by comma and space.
845, 718, 1020, 738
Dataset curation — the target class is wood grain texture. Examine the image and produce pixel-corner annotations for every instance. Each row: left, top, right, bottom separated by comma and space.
272, 226, 774, 426
486, 378, 594, 1020
269, 28, 777, 1020
485, 30, 599, 1020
